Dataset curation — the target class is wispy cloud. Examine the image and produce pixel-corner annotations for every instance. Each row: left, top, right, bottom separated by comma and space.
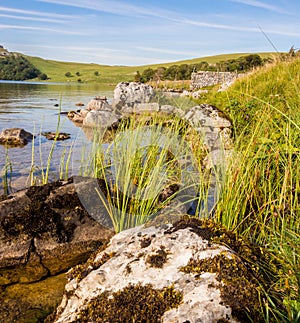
36, 0, 296, 37
0, 24, 85, 35
136, 47, 200, 57
0, 13, 66, 24
229, 0, 289, 14
179, 18, 257, 32
0, 6, 78, 19
35, 0, 168, 19
23, 44, 125, 53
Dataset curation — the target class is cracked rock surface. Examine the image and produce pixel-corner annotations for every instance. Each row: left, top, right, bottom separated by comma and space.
51, 218, 264, 323
0, 177, 114, 322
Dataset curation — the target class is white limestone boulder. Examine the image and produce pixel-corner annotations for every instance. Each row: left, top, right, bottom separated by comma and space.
51, 218, 264, 323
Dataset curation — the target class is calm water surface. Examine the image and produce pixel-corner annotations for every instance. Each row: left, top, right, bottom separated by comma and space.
0, 81, 113, 193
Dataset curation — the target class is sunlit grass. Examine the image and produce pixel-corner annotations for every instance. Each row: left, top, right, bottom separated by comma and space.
78, 113, 209, 233
201, 56, 300, 322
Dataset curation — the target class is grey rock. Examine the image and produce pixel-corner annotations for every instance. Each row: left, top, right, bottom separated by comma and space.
191, 71, 246, 90
86, 97, 112, 112
112, 82, 155, 111
160, 104, 176, 114
52, 219, 261, 322
83, 110, 120, 128
133, 102, 160, 113
203, 149, 235, 170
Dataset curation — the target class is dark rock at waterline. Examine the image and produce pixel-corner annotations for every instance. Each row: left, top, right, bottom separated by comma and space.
42, 131, 71, 141
0, 177, 114, 322
0, 128, 34, 147
0, 177, 114, 284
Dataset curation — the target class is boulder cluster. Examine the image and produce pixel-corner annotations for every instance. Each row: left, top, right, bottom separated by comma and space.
0, 82, 260, 323
68, 82, 233, 168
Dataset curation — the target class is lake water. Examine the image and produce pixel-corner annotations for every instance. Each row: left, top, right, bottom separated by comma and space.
0, 81, 114, 193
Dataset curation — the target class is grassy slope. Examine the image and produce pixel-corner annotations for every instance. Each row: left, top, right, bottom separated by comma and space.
25, 52, 277, 85
197, 57, 300, 321
26, 56, 138, 85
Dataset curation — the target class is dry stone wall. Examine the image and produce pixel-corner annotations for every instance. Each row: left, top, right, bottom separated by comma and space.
190, 71, 245, 90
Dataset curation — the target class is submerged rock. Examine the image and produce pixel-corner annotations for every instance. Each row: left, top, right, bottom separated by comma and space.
0, 128, 34, 146
51, 217, 265, 323
42, 132, 71, 141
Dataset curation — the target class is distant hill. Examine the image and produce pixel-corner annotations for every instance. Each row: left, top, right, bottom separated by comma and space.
0, 46, 282, 85
25, 52, 281, 86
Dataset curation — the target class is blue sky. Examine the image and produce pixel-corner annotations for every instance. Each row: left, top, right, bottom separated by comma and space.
1, 0, 299, 66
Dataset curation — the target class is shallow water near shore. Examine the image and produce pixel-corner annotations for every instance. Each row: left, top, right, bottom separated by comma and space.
0, 80, 113, 193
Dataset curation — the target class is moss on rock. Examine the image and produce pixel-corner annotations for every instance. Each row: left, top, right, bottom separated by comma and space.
75, 283, 183, 322
170, 216, 270, 322
181, 253, 263, 322
67, 250, 116, 283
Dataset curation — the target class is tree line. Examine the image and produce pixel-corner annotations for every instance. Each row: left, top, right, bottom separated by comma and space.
0, 56, 47, 81
134, 54, 269, 83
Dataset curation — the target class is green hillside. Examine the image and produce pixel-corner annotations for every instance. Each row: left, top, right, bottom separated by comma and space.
25, 55, 138, 85
25, 52, 279, 86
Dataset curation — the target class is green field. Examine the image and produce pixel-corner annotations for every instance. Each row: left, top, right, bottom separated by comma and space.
25, 52, 278, 86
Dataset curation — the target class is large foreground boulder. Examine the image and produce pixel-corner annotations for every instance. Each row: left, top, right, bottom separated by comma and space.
51, 217, 265, 323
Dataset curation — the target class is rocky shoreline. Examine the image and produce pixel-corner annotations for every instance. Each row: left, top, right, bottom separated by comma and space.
0, 82, 253, 322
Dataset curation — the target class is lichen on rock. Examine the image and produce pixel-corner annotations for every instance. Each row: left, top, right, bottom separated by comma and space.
50, 217, 268, 323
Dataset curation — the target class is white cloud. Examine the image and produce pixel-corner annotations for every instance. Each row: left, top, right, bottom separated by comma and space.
35, 0, 168, 19
229, 0, 289, 14
0, 24, 85, 35
0, 13, 66, 23
136, 47, 200, 57
0, 6, 78, 19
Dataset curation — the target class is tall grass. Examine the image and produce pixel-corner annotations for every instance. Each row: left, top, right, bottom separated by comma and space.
1, 148, 12, 195
77, 114, 208, 232
200, 56, 300, 321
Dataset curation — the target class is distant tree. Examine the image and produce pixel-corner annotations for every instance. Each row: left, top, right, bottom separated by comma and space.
39, 73, 48, 80
76, 71, 81, 76
154, 67, 166, 81
164, 65, 177, 80
134, 71, 142, 82
65, 72, 72, 77
77, 78, 82, 83
244, 54, 263, 69
0, 55, 41, 80
141, 68, 155, 82
94, 71, 100, 76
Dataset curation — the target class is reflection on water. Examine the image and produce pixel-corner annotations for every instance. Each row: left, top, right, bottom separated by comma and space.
0, 81, 113, 193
